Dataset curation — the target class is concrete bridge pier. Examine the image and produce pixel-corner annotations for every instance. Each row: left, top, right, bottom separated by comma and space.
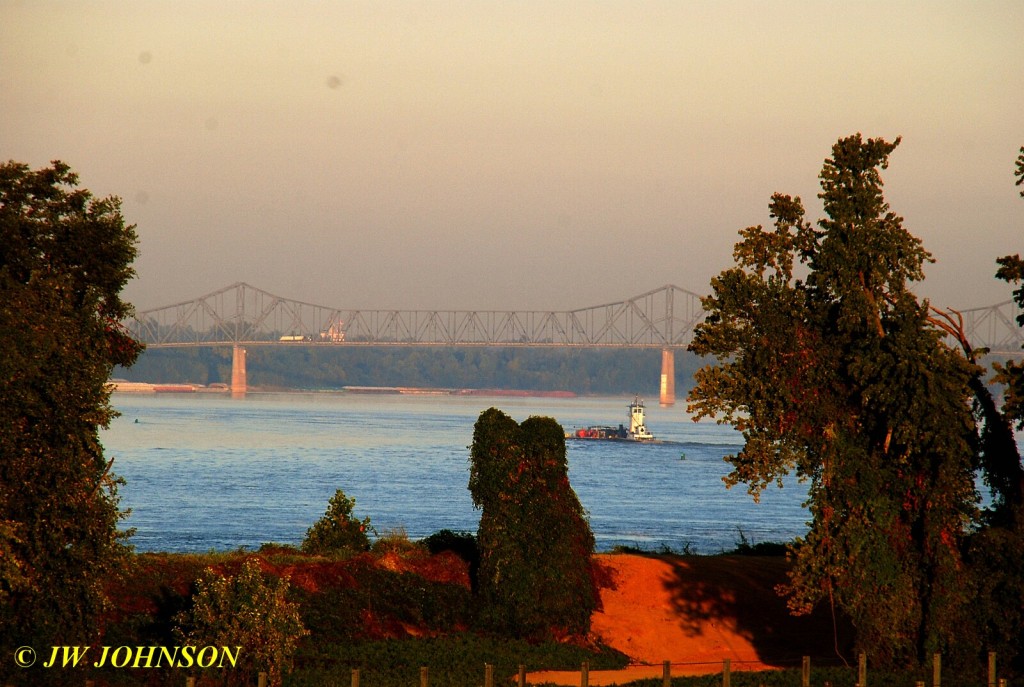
231, 345, 247, 397
660, 348, 675, 406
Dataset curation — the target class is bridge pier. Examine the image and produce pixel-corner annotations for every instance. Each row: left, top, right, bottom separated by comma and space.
660, 348, 675, 406
231, 345, 247, 397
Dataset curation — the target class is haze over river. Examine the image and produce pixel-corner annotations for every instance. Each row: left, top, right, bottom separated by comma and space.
102, 392, 811, 554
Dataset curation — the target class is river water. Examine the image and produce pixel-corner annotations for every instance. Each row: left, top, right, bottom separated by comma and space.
101, 392, 811, 554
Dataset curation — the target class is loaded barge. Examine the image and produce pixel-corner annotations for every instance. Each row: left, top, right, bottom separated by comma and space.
567, 396, 658, 442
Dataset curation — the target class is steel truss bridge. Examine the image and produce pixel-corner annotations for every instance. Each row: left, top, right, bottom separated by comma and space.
128, 282, 707, 350
126, 282, 1024, 400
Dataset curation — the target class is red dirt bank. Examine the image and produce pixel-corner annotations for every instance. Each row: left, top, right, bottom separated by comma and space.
530, 553, 852, 686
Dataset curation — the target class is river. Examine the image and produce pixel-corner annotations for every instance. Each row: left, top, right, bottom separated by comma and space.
101, 391, 811, 554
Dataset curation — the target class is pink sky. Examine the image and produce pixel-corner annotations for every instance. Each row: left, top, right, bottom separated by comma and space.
3, 1, 1021, 311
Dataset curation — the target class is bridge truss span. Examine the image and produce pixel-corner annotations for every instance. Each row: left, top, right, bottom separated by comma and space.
124, 282, 1023, 402
128, 282, 1023, 356
959, 300, 1024, 357
128, 282, 707, 349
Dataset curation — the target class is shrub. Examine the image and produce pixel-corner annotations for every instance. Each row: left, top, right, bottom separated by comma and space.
302, 489, 373, 555
174, 558, 307, 687
371, 526, 422, 555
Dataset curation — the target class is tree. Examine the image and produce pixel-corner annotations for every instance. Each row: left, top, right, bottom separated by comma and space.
301, 489, 372, 555
468, 408, 597, 638
174, 558, 307, 687
687, 135, 981, 665
991, 146, 1024, 437
0, 160, 142, 680
966, 146, 1024, 670
993, 256, 1024, 435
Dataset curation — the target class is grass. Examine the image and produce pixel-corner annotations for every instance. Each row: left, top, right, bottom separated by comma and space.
288, 635, 629, 687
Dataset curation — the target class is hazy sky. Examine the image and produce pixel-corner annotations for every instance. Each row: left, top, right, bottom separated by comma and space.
3, 1, 1022, 312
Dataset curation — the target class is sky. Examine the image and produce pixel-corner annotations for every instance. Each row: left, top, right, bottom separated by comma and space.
2, 1, 1022, 312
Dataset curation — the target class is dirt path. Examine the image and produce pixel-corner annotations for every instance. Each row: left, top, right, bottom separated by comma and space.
528, 553, 851, 686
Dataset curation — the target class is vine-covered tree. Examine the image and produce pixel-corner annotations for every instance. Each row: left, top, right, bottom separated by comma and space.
0, 160, 142, 680
688, 135, 983, 666
469, 408, 597, 638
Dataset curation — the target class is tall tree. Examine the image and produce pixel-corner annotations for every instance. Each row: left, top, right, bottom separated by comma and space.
0, 161, 142, 680
469, 408, 597, 638
688, 135, 980, 665
966, 146, 1024, 670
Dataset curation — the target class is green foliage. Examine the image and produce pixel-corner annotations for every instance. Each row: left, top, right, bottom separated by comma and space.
102, 550, 475, 672
469, 408, 597, 639
1015, 145, 1024, 197
993, 254, 1024, 433
0, 160, 142, 683
975, 146, 1024, 673
174, 558, 308, 687
964, 525, 1024, 673
295, 560, 473, 646
288, 634, 628, 687
687, 135, 983, 666
370, 526, 422, 555
730, 529, 790, 556
302, 489, 373, 555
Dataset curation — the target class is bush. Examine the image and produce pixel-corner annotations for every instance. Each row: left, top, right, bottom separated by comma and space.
174, 558, 307, 687
371, 526, 422, 555
302, 489, 373, 555
731, 528, 790, 556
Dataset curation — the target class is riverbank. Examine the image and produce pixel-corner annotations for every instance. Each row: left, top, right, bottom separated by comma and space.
110, 381, 576, 397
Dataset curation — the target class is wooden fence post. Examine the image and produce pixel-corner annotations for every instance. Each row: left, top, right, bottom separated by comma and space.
663, 659, 671, 687
485, 662, 494, 687
988, 652, 997, 687
932, 652, 941, 687
420, 665, 429, 687
802, 656, 810, 687
518, 664, 526, 687
351, 667, 360, 687
857, 652, 867, 687
581, 661, 589, 687
258, 671, 268, 687
185, 677, 195, 687
723, 658, 731, 687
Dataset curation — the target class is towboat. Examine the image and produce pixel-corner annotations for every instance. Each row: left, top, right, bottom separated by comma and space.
567, 396, 657, 442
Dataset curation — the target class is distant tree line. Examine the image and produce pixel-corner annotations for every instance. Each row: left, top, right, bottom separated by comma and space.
115, 346, 704, 395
